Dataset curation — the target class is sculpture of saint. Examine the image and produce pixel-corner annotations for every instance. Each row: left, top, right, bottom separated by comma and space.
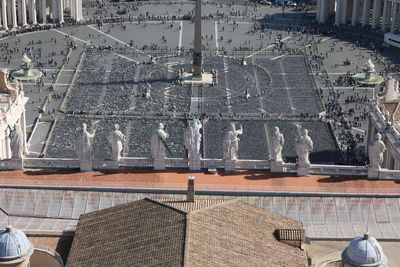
223, 123, 243, 161
271, 126, 284, 163
150, 123, 169, 159
107, 124, 126, 161
184, 118, 202, 159
368, 133, 386, 170
9, 122, 23, 159
75, 123, 96, 161
295, 128, 313, 166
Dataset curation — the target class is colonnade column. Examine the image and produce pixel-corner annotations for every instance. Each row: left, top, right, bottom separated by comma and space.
391, 2, 398, 32
1, 0, 7, 28
21, 0, 27, 25
321, 0, 328, 22
371, 0, 382, 28
352, 0, 359, 25
335, 0, 342, 25
341, 0, 348, 23
381, 0, 388, 30
11, 0, 17, 27
58, 0, 63, 22
30, 0, 37, 23
362, 0, 371, 26
317, 0, 321, 21
40, 0, 46, 23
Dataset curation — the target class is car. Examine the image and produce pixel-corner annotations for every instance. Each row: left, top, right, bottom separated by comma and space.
276, 1, 285, 6
260, 0, 272, 5
286, 1, 297, 6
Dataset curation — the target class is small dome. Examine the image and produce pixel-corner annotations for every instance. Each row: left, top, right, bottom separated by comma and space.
342, 233, 388, 267
0, 226, 33, 262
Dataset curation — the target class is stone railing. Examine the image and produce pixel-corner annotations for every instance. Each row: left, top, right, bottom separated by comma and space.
236, 160, 270, 169
4, 156, 400, 180
376, 169, 400, 180
310, 165, 367, 176
24, 158, 80, 169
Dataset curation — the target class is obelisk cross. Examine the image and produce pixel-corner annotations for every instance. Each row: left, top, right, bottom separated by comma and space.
193, 0, 202, 79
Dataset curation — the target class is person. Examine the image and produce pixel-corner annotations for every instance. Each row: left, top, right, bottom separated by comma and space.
107, 124, 126, 161
223, 123, 243, 160
184, 118, 202, 159
271, 126, 284, 163
150, 123, 169, 159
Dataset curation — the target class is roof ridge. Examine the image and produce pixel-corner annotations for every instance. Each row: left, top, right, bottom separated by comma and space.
188, 198, 241, 214
143, 198, 188, 216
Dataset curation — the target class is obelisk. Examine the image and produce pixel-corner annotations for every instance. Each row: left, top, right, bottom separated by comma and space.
193, 0, 202, 79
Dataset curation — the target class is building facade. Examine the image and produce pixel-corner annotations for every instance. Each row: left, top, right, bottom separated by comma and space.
317, 0, 400, 33
0, 0, 82, 29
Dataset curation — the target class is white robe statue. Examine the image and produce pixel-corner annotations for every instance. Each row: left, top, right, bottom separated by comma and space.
150, 123, 169, 159
223, 123, 243, 161
271, 126, 284, 163
368, 133, 386, 170
295, 128, 313, 166
75, 123, 95, 161
107, 124, 126, 161
9, 122, 23, 159
184, 119, 202, 159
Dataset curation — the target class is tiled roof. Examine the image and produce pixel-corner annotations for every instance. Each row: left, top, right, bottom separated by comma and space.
67, 198, 308, 267
66, 199, 187, 267
186, 200, 308, 267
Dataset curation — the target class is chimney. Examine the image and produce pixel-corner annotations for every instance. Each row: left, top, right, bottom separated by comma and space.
187, 176, 195, 202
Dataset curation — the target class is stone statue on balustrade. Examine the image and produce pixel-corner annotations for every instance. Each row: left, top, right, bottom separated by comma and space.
223, 123, 243, 161
184, 118, 202, 159
368, 133, 386, 171
151, 123, 169, 170
75, 123, 96, 171
9, 122, 23, 160
107, 124, 126, 162
295, 128, 313, 167
271, 126, 284, 164
184, 118, 202, 170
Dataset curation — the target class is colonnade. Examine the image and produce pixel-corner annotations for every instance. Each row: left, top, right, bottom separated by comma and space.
317, 0, 400, 32
0, 0, 82, 29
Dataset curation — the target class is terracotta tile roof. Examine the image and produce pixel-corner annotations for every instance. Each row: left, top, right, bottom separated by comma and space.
186, 200, 308, 267
67, 198, 308, 267
66, 199, 187, 267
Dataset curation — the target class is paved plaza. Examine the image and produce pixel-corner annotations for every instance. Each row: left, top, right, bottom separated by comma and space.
0, 2, 394, 164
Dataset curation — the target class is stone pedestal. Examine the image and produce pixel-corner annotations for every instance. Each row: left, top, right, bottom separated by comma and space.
367, 165, 380, 180
2, 159, 23, 170
154, 158, 166, 170
224, 159, 236, 172
106, 160, 119, 170
271, 161, 284, 173
80, 160, 92, 172
189, 156, 201, 171
296, 164, 310, 176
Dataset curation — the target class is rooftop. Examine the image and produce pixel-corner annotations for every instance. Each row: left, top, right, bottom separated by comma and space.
66, 198, 308, 267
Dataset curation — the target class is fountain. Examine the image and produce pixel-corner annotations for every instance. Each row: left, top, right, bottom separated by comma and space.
12, 54, 43, 81
352, 58, 384, 85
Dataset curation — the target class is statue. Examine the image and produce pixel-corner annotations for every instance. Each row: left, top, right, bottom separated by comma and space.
107, 124, 126, 161
9, 122, 23, 159
150, 123, 169, 159
271, 126, 284, 163
184, 118, 202, 159
295, 128, 313, 166
75, 123, 96, 162
368, 133, 386, 170
223, 123, 243, 161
